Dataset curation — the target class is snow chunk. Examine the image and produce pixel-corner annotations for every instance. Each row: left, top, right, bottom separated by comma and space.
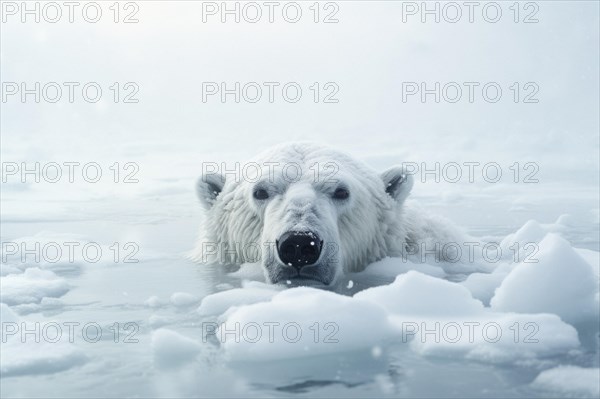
151, 329, 202, 368
0, 268, 69, 305
198, 283, 281, 316
208, 269, 581, 364
555, 214, 576, 227
460, 263, 512, 305
531, 366, 600, 398
169, 292, 200, 307
576, 248, 600, 278
491, 234, 599, 324
10, 297, 65, 314
357, 272, 579, 363
404, 312, 580, 364
354, 256, 446, 280
219, 287, 394, 362
500, 220, 546, 251
356, 271, 485, 316
145, 296, 167, 308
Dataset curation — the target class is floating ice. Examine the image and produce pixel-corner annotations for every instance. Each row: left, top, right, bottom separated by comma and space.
197, 283, 282, 316
209, 267, 584, 364
531, 366, 600, 398
460, 264, 512, 305
0, 268, 69, 305
145, 295, 168, 308
357, 271, 580, 363
356, 271, 485, 316
217, 287, 395, 362
169, 292, 200, 307
491, 234, 599, 325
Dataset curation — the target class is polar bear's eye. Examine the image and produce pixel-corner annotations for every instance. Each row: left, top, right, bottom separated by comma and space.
253, 188, 269, 200
332, 187, 350, 200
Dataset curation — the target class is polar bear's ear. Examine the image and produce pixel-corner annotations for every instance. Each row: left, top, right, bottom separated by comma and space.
196, 173, 225, 209
380, 166, 414, 204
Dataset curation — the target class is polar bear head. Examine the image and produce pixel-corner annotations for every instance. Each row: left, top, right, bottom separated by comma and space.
194, 142, 413, 286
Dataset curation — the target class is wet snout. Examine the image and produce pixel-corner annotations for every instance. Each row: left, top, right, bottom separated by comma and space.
276, 231, 323, 270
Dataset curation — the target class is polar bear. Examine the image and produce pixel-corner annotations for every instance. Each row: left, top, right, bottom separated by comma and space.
193, 142, 460, 286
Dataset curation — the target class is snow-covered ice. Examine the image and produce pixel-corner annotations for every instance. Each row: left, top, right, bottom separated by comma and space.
0, 268, 70, 306
491, 234, 599, 325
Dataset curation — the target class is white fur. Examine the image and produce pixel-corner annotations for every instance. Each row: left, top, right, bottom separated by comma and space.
192, 142, 460, 285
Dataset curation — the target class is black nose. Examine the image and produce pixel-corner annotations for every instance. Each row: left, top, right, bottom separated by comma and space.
277, 231, 322, 270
